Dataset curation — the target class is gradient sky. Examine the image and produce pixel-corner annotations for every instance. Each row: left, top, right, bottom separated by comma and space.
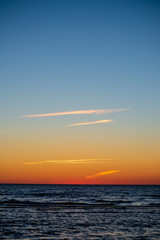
0, 0, 160, 184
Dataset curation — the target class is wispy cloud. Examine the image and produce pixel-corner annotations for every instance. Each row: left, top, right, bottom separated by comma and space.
67, 119, 112, 126
24, 159, 110, 165
86, 170, 120, 179
21, 108, 129, 118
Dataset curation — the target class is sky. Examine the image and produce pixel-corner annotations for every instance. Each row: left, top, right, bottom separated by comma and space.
0, 0, 160, 184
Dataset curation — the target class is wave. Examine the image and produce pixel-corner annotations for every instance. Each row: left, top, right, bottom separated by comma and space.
142, 194, 160, 198
0, 199, 160, 209
95, 200, 133, 204
27, 192, 68, 197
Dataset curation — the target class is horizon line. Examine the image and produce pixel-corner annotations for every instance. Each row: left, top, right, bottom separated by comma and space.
0, 183, 159, 185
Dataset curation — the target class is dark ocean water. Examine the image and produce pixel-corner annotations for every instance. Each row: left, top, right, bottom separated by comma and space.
0, 184, 160, 240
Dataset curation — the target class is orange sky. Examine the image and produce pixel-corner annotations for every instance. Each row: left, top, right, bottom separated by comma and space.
0, 111, 160, 184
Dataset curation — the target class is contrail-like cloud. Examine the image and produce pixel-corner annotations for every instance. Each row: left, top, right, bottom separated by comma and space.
21, 108, 129, 118
86, 170, 120, 179
67, 119, 112, 126
24, 159, 110, 165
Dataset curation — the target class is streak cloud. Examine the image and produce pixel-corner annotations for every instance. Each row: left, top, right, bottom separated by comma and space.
22, 108, 129, 118
86, 170, 120, 179
67, 119, 112, 126
24, 159, 110, 165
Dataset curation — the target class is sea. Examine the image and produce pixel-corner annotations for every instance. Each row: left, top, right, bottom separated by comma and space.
0, 184, 160, 240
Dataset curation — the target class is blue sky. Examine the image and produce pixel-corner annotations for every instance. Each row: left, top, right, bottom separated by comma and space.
0, 0, 160, 133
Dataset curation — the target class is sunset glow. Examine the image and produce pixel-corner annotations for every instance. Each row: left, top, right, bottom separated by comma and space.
0, 0, 160, 185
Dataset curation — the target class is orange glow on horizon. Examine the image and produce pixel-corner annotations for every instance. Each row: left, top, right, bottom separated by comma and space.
0, 107, 160, 185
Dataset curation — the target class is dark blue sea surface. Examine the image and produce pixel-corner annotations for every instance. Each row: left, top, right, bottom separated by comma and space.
0, 184, 160, 239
